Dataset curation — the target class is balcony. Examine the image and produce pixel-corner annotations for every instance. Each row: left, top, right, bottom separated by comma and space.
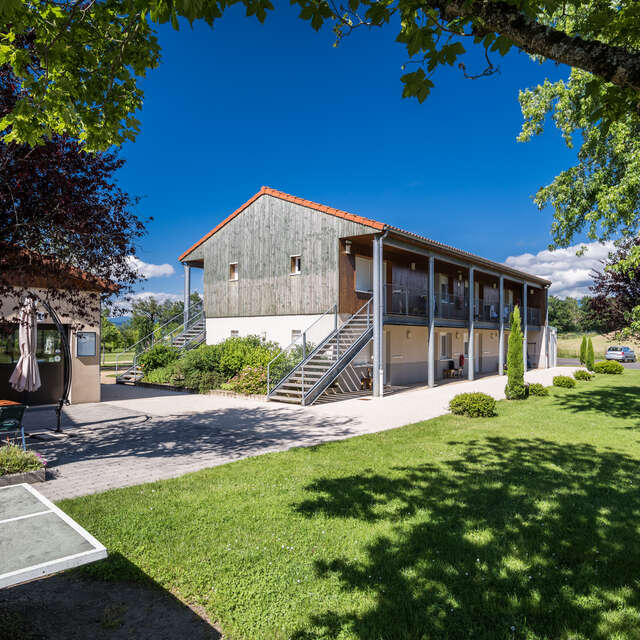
527, 307, 541, 326
435, 294, 466, 321
384, 284, 428, 319
473, 298, 500, 323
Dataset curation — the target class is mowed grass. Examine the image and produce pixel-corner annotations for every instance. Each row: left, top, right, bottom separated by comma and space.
557, 331, 640, 359
62, 372, 640, 640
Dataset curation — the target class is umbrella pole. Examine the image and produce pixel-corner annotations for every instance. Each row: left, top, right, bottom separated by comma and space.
36, 297, 72, 434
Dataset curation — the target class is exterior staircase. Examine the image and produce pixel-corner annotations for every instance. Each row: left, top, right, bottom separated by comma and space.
115, 303, 205, 385
267, 300, 373, 406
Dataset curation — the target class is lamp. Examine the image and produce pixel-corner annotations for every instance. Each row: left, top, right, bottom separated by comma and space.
406, 330, 412, 339
345, 240, 352, 254
410, 262, 416, 271
493, 282, 497, 288
457, 271, 462, 282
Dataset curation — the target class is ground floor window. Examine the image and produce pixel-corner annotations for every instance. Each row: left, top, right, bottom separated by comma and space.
230, 330, 239, 337
440, 333, 452, 359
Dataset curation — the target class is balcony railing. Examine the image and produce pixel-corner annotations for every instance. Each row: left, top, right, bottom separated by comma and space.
527, 306, 541, 326
435, 294, 467, 321
384, 284, 428, 317
473, 298, 501, 323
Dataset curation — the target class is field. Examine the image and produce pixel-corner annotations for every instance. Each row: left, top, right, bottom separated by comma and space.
60, 371, 640, 640
556, 331, 640, 358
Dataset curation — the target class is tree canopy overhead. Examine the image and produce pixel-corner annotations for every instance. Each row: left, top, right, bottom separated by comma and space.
2, 0, 640, 251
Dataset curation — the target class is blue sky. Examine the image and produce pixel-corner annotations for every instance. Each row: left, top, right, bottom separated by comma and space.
115, 4, 596, 303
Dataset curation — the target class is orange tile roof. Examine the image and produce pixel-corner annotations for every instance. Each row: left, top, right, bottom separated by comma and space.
178, 187, 551, 286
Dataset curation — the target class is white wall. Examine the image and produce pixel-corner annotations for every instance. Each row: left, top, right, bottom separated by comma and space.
386, 325, 428, 386
206, 313, 334, 349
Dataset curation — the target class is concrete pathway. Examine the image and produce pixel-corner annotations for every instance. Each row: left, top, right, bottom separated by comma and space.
24, 367, 576, 501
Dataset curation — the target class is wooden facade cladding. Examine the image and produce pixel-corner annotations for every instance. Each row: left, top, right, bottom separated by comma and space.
199, 194, 374, 318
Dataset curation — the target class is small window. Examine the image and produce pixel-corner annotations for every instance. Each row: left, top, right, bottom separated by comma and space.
291, 329, 302, 343
290, 255, 301, 275
229, 262, 238, 281
230, 330, 239, 337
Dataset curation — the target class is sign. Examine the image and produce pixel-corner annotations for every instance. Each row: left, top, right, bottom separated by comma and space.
76, 331, 97, 357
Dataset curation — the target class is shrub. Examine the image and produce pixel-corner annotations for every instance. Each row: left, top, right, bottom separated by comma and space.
138, 343, 179, 372
593, 360, 624, 375
217, 336, 280, 379
0, 443, 45, 476
553, 375, 576, 388
528, 382, 549, 396
505, 306, 526, 399
224, 365, 268, 395
574, 369, 594, 381
586, 337, 595, 371
449, 392, 497, 418
143, 366, 173, 384
190, 371, 224, 393
579, 336, 587, 365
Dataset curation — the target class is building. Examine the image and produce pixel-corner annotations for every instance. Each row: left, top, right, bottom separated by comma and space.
0, 257, 111, 405
179, 187, 554, 404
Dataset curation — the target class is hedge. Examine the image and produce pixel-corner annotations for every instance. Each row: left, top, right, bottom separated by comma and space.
553, 375, 576, 388
593, 360, 624, 375
449, 392, 497, 418
574, 369, 594, 381
528, 383, 548, 396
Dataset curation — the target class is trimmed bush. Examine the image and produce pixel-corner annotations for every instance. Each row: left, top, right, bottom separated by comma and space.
449, 392, 497, 418
579, 336, 587, 365
505, 306, 527, 399
143, 366, 173, 384
138, 343, 179, 372
586, 337, 595, 371
553, 375, 576, 388
224, 366, 268, 395
593, 360, 624, 375
528, 382, 549, 396
574, 369, 594, 381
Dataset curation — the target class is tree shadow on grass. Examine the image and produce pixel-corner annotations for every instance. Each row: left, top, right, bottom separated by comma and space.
554, 383, 640, 427
292, 436, 640, 639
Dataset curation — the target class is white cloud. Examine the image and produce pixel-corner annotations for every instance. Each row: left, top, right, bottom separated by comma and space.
504, 241, 614, 298
111, 291, 182, 315
126, 256, 175, 279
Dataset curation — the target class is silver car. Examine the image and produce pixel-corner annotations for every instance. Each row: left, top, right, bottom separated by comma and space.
606, 346, 636, 362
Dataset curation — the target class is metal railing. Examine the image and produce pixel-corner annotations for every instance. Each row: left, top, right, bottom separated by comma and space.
473, 298, 501, 323
384, 284, 428, 317
301, 298, 373, 405
266, 304, 338, 395
527, 306, 541, 326
111, 301, 204, 374
435, 294, 467, 321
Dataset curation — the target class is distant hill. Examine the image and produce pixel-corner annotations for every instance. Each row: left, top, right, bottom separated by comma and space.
108, 315, 131, 326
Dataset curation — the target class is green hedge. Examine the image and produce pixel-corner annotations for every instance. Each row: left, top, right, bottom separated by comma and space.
553, 375, 576, 388
138, 343, 179, 371
449, 392, 497, 418
593, 360, 624, 375
574, 369, 594, 381
528, 382, 549, 396
223, 366, 268, 395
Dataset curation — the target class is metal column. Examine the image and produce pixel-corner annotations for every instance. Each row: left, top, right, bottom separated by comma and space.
523, 282, 528, 372
498, 275, 504, 376
372, 235, 384, 397
428, 255, 435, 387
468, 267, 475, 381
183, 263, 191, 327
545, 286, 549, 368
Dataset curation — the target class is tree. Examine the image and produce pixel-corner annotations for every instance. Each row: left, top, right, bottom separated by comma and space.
589, 238, 640, 332
2, 1, 640, 152
0, 66, 145, 321
579, 335, 587, 365
101, 311, 125, 353
505, 306, 526, 400
585, 336, 595, 371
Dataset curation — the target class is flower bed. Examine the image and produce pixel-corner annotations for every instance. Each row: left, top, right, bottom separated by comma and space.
0, 443, 47, 484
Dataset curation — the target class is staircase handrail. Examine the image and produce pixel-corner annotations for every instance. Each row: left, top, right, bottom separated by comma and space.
301, 298, 373, 406
267, 303, 337, 395
111, 301, 203, 373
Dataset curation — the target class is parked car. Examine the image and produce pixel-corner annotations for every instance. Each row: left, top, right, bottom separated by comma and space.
605, 346, 636, 362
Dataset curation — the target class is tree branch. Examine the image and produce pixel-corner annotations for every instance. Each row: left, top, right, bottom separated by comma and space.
429, 0, 640, 92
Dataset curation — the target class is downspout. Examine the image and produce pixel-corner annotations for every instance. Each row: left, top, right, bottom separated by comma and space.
373, 229, 388, 397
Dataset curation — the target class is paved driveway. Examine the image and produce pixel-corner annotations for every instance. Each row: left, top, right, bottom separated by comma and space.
558, 357, 640, 369
25, 367, 575, 501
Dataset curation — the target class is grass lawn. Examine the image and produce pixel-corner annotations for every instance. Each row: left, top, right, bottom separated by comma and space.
61, 371, 640, 640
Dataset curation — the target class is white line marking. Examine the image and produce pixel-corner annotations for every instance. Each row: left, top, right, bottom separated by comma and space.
0, 510, 50, 525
